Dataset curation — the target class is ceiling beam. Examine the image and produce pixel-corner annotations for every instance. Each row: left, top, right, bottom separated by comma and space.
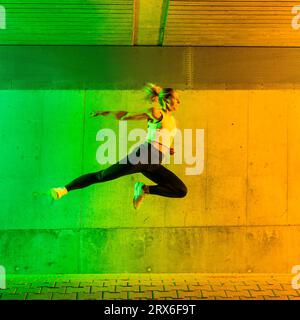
136, 0, 166, 45
132, 0, 140, 45
159, 0, 170, 46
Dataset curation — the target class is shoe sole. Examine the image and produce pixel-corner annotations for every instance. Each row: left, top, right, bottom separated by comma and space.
50, 189, 58, 200
133, 182, 143, 209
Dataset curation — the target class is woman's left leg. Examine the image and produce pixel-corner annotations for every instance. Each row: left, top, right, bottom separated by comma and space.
51, 150, 145, 200
142, 165, 187, 198
51, 161, 142, 200
65, 161, 143, 192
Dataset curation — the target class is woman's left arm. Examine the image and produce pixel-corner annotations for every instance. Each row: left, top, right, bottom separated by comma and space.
119, 111, 149, 121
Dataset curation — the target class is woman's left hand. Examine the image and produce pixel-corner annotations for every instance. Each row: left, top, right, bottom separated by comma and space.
90, 111, 98, 118
90, 111, 110, 118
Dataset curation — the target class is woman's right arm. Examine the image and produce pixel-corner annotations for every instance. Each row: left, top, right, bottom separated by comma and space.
90, 106, 163, 121
90, 110, 148, 120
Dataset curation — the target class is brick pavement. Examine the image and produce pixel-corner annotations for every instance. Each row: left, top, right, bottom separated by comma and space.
0, 274, 298, 300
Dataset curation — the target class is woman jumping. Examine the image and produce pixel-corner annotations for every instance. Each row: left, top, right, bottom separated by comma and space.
50, 83, 187, 209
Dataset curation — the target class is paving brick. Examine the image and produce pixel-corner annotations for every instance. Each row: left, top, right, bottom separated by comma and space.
148, 280, 164, 284
185, 281, 201, 286
279, 283, 293, 288
211, 284, 236, 291
147, 275, 162, 279
30, 282, 55, 288
1, 288, 17, 294
116, 285, 140, 292
207, 280, 228, 285
93, 280, 106, 286
249, 289, 275, 297
91, 285, 116, 293
264, 296, 289, 300
164, 284, 189, 291
0, 293, 26, 300
177, 290, 202, 299
140, 285, 164, 292
115, 280, 130, 286
173, 280, 188, 285
126, 280, 141, 285
265, 279, 280, 283
41, 287, 66, 294
296, 289, 300, 295
16, 287, 41, 294
67, 281, 82, 287
52, 293, 77, 300
188, 284, 213, 291
288, 296, 300, 300
132, 277, 151, 283
228, 280, 247, 285
276, 284, 293, 290
9, 283, 32, 288
266, 278, 289, 284
239, 297, 263, 300
66, 286, 90, 294
202, 290, 227, 298
259, 284, 284, 291
103, 280, 117, 286
55, 281, 80, 288
77, 293, 102, 300
235, 284, 260, 291
115, 277, 130, 281
103, 291, 128, 300
79, 281, 94, 287
128, 291, 153, 300
153, 290, 178, 299
27, 293, 52, 300
272, 289, 299, 297
244, 280, 266, 285
226, 290, 251, 298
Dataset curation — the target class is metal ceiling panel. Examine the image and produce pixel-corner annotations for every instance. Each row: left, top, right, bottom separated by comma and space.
0, 0, 300, 47
0, 0, 133, 45
164, 0, 300, 46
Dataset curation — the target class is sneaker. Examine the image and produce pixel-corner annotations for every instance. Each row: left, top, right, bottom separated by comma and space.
133, 182, 145, 209
50, 187, 68, 200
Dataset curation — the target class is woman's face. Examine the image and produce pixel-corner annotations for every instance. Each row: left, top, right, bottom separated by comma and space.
169, 91, 180, 111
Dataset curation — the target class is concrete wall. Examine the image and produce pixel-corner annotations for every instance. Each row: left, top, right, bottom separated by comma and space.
1, 45, 300, 274
1, 88, 300, 274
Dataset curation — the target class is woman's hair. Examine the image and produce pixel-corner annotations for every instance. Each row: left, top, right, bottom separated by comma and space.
144, 83, 176, 111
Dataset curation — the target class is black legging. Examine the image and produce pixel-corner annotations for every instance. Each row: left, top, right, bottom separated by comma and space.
65, 143, 187, 198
